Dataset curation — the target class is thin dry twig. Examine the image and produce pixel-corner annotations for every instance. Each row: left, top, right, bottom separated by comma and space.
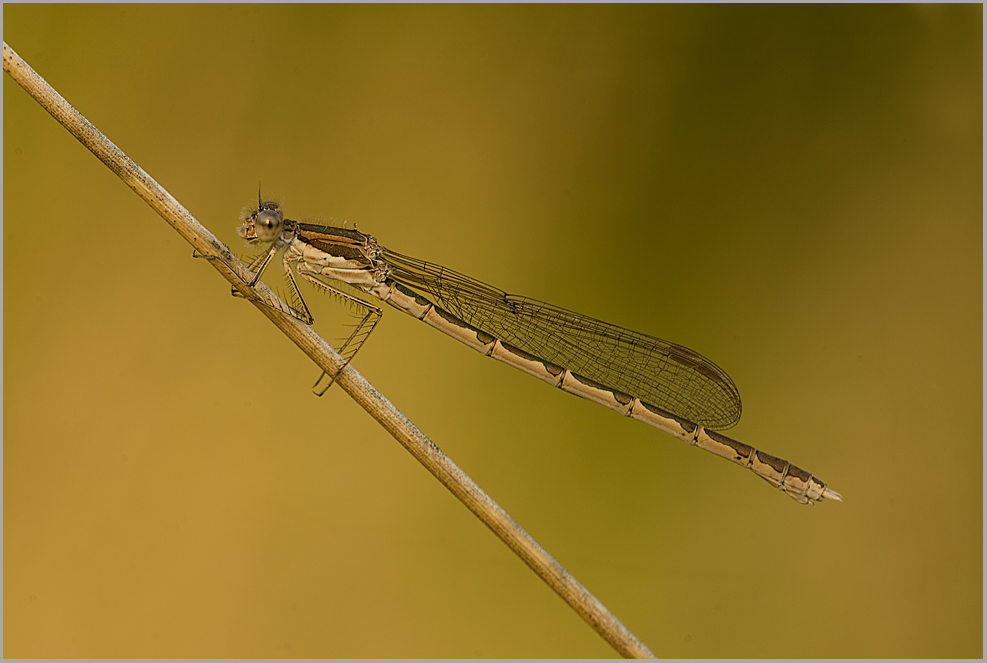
4, 41, 656, 658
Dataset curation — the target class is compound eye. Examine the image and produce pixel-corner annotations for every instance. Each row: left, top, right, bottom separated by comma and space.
254, 209, 283, 241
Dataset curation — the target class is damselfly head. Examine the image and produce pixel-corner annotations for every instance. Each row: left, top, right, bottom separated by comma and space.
238, 200, 284, 243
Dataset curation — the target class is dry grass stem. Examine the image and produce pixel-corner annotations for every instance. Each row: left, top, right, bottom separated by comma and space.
4, 40, 656, 658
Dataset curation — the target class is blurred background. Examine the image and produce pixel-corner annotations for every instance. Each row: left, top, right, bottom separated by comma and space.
3, 5, 981, 658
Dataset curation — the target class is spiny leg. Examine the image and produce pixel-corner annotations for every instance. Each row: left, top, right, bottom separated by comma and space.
229, 243, 281, 301
312, 306, 381, 395
270, 254, 314, 324
192, 243, 276, 289
192, 248, 252, 296
193, 247, 314, 324
297, 271, 383, 395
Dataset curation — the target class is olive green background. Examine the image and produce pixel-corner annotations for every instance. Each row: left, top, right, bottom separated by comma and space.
4, 5, 982, 658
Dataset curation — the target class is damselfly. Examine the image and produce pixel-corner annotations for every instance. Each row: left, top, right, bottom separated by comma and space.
219, 198, 841, 505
